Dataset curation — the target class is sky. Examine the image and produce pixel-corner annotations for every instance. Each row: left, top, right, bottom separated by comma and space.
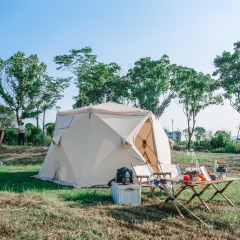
0, 0, 240, 136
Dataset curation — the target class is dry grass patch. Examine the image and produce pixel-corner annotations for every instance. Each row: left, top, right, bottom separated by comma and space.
0, 148, 240, 239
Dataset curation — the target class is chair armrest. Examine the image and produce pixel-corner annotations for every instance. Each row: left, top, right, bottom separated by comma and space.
136, 175, 150, 178
153, 172, 172, 178
153, 172, 171, 175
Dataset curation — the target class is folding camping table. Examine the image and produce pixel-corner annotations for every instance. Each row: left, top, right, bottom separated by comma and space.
159, 177, 240, 218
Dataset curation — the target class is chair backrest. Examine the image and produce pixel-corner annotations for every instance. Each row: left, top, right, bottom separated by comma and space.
131, 163, 155, 182
159, 163, 182, 178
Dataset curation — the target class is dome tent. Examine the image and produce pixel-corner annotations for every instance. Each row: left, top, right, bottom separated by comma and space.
36, 102, 171, 187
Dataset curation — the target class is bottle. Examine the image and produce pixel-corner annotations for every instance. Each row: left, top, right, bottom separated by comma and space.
195, 160, 200, 173
214, 160, 218, 176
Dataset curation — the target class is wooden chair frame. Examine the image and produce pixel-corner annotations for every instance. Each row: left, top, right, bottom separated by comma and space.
131, 163, 171, 200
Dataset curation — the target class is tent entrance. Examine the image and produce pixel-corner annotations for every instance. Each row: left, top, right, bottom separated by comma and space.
134, 118, 158, 172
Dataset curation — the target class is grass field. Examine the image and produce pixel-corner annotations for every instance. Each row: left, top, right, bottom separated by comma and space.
0, 147, 240, 239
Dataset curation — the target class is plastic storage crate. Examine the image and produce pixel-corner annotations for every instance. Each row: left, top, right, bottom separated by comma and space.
110, 181, 141, 205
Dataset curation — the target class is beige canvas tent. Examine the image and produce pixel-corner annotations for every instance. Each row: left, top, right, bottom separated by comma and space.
36, 102, 171, 187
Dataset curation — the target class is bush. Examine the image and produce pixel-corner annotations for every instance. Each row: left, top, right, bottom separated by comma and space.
44, 135, 52, 147
210, 131, 231, 148
3, 123, 52, 146
4, 128, 18, 145
211, 140, 240, 153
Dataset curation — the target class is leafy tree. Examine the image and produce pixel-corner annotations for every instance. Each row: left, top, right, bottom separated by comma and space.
177, 67, 222, 149
0, 52, 46, 124
21, 76, 70, 145
73, 62, 121, 108
210, 130, 231, 148
194, 126, 206, 142
125, 55, 180, 118
54, 47, 121, 108
45, 122, 55, 137
0, 105, 16, 148
183, 128, 191, 142
213, 41, 240, 112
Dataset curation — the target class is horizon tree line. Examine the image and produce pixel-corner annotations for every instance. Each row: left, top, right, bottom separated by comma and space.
0, 41, 240, 149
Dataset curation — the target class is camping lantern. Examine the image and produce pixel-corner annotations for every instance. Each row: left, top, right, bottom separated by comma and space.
122, 172, 131, 185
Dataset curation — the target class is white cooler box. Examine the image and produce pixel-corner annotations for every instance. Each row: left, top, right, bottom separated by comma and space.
110, 181, 141, 205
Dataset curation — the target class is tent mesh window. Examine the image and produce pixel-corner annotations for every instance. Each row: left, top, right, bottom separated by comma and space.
134, 118, 158, 172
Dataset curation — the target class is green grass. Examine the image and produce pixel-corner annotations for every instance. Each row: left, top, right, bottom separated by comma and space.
172, 153, 210, 163
0, 153, 240, 239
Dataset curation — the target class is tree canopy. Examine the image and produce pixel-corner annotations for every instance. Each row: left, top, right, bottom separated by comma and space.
21, 76, 70, 127
54, 47, 122, 108
213, 41, 240, 112
177, 67, 222, 149
125, 55, 180, 118
0, 104, 16, 148
194, 126, 206, 142
0, 52, 47, 124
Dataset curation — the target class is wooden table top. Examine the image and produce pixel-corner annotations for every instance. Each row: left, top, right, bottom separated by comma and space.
161, 177, 240, 186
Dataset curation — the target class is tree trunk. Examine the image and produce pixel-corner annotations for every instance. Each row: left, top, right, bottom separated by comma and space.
187, 112, 191, 149
0, 130, 5, 149
16, 109, 20, 125
36, 115, 39, 128
187, 113, 196, 150
42, 109, 46, 146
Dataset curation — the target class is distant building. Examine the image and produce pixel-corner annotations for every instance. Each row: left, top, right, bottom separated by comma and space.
164, 130, 181, 142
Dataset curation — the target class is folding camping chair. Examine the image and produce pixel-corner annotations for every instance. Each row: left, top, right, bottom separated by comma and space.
159, 163, 182, 179
131, 163, 171, 200
158, 163, 183, 193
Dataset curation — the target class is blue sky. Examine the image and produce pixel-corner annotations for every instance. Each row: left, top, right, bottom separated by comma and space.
1, 1, 240, 135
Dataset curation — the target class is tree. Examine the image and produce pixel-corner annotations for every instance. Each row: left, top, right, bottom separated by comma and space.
210, 130, 231, 148
54, 47, 121, 108
194, 126, 206, 142
213, 41, 240, 112
183, 128, 191, 143
21, 76, 70, 145
0, 104, 16, 148
72, 62, 121, 108
177, 67, 222, 149
45, 122, 55, 137
0, 52, 46, 125
125, 55, 180, 118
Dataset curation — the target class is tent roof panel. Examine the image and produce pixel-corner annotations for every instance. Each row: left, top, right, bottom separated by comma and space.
57, 102, 150, 116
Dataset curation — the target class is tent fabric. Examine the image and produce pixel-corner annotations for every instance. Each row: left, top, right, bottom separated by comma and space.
52, 135, 61, 146
36, 102, 171, 188
57, 102, 151, 116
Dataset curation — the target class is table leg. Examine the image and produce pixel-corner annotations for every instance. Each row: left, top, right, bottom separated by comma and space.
186, 184, 210, 205
159, 184, 185, 218
159, 185, 186, 210
186, 185, 211, 211
209, 182, 234, 207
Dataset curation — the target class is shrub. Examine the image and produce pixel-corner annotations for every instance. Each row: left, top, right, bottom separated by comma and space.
210, 131, 230, 148
211, 140, 240, 153
4, 128, 18, 145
